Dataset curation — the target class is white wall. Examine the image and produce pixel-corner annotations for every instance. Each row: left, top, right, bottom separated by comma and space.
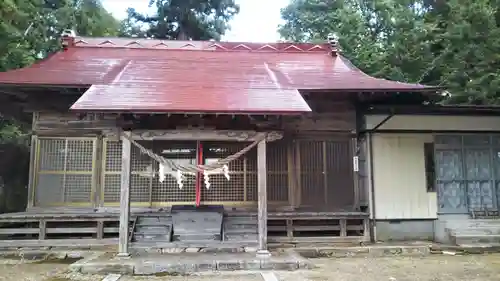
372, 134, 437, 219
366, 115, 500, 131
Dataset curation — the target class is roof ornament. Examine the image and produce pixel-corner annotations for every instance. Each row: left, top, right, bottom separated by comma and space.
61, 29, 76, 50
327, 33, 340, 56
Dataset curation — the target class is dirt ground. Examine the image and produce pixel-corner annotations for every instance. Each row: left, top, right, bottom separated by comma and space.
1, 254, 500, 281
277, 255, 500, 281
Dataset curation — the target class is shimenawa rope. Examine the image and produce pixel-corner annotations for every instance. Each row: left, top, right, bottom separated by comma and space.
120, 132, 266, 174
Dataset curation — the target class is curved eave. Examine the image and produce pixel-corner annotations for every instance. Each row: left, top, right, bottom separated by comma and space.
69, 108, 310, 115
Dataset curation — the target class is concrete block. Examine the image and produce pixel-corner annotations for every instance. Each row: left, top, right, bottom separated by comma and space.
368, 247, 403, 257
162, 248, 184, 254
66, 251, 87, 259
135, 262, 185, 275
401, 246, 430, 256
241, 260, 261, 270
375, 220, 435, 241
185, 248, 200, 253
217, 260, 243, 271
260, 259, 298, 271
102, 274, 122, 281
454, 234, 500, 245
200, 247, 244, 253
318, 247, 369, 258
80, 263, 134, 275
244, 246, 258, 253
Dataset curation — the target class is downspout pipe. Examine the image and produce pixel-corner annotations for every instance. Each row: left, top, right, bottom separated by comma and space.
363, 111, 395, 243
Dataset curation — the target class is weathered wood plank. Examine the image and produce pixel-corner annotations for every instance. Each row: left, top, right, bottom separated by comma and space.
0, 238, 118, 248
340, 219, 348, 237
121, 130, 283, 142
268, 212, 369, 219
131, 241, 258, 249
97, 221, 104, 239
268, 236, 367, 244
46, 227, 97, 234
0, 228, 39, 235
286, 219, 293, 239
39, 220, 46, 240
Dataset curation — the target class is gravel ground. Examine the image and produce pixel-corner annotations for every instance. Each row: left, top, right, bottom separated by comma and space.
1, 254, 500, 281
277, 254, 500, 281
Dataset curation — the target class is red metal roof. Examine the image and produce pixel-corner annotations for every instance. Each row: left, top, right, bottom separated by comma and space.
0, 37, 437, 114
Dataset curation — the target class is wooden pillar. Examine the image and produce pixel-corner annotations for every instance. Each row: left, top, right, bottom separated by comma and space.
294, 141, 302, 207
92, 135, 103, 208
257, 137, 270, 256
118, 131, 132, 257
286, 142, 296, 209
352, 137, 360, 211
27, 135, 37, 209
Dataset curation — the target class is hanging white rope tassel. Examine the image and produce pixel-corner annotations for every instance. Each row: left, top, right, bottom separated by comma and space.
203, 170, 211, 189
176, 170, 184, 189
202, 165, 230, 190
222, 164, 230, 180
158, 163, 166, 183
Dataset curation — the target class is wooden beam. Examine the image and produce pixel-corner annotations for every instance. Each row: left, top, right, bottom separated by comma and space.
108, 130, 284, 142
257, 137, 270, 256
118, 131, 132, 257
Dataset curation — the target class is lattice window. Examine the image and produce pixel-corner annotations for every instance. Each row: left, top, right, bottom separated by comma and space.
297, 138, 354, 211
101, 138, 291, 205
200, 142, 255, 202
35, 138, 95, 206
151, 140, 197, 203
102, 139, 122, 203
267, 139, 289, 202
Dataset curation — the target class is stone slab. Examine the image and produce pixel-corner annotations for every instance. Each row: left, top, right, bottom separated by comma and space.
76, 251, 308, 275
293, 243, 432, 258
102, 274, 122, 281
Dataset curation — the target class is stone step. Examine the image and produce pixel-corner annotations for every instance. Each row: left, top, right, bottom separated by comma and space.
448, 219, 500, 227
448, 227, 500, 236
225, 220, 258, 225
453, 234, 500, 245
136, 225, 171, 231
135, 230, 171, 236
174, 227, 221, 233
225, 223, 258, 229
172, 234, 222, 242
224, 233, 258, 242
224, 228, 258, 234
137, 217, 171, 223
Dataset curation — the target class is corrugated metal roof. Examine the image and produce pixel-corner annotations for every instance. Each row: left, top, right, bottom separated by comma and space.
73, 85, 308, 114
0, 37, 437, 113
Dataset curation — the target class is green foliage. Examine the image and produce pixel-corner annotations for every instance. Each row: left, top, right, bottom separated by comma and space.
279, 0, 500, 104
0, 0, 120, 71
121, 0, 240, 40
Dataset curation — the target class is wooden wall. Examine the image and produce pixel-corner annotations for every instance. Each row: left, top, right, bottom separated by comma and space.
29, 98, 361, 211
371, 133, 438, 219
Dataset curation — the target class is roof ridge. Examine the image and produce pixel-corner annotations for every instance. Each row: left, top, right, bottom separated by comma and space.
70, 36, 333, 53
